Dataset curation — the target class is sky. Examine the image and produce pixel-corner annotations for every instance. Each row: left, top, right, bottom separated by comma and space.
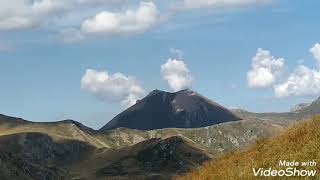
0, 0, 320, 129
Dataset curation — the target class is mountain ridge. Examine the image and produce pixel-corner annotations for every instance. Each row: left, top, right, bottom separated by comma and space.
101, 89, 241, 131
0, 91, 319, 179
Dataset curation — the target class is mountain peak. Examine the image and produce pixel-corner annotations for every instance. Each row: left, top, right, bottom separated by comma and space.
146, 89, 192, 97
101, 89, 240, 131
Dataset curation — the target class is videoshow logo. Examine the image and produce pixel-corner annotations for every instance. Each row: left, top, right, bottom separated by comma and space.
253, 160, 317, 177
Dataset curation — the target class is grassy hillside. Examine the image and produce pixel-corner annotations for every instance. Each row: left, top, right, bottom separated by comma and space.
0, 117, 110, 148
69, 136, 212, 180
0, 132, 94, 180
96, 119, 282, 155
0, 114, 283, 155
177, 116, 320, 180
0, 133, 212, 180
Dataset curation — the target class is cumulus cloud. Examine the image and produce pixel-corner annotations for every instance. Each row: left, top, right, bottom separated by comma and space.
81, 69, 145, 107
81, 2, 160, 35
247, 48, 286, 88
273, 43, 320, 98
274, 65, 320, 98
310, 43, 320, 68
173, 0, 272, 10
0, 1, 61, 30
161, 59, 194, 92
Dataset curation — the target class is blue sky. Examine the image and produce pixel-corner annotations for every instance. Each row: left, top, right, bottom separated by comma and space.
1, 0, 320, 129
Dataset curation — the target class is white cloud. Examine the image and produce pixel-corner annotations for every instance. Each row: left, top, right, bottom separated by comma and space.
0, 16, 37, 30
247, 48, 286, 88
81, 69, 145, 107
0, 0, 123, 30
0, 0, 275, 40
32, 0, 68, 14
173, 0, 272, 10
310, 43, 320, 68
273, 43, 320, 98
161, 59, 194, 92
0, 0, 63, 30
81, 2, 160, 35
274, 65, 320, 98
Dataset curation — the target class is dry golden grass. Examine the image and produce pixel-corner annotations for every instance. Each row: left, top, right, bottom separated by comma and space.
177, 116, 320, 180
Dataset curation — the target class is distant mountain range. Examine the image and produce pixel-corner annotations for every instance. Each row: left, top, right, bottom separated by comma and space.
1, 89, 320, 179
101, 89, 240, 131
292, 97, 320, 116
290, 103, 311, 112
232, 96, 320, 126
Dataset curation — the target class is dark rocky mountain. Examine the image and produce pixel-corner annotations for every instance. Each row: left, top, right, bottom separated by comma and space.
101, 89, 240, 131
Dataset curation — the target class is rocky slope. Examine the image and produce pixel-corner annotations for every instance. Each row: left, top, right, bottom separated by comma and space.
101, 89, 240, 131
69, 136, 212, 180
293, 97, 320, 118
0, 114, 282, 154
178, 116, 320, 180
0, 133, 212, 180
290, 103, 311, 112
97, 119, 282, 155
0, 132, 94, 180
